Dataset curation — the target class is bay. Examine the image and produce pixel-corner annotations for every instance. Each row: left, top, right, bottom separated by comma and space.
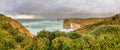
16, 19, 74, 35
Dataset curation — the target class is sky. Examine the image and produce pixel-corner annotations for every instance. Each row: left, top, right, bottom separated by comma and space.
0, 0, 120, 19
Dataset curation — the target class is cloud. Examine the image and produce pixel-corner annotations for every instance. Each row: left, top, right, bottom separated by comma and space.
0, 0, 120, 18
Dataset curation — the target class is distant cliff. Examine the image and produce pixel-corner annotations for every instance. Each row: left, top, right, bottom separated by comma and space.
0, 14, 34, 38
63, 18, 104, 30
75, 14, 120, 33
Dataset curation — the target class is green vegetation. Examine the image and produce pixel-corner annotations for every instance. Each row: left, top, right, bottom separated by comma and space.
0, 14, 31, 50
25, 25, 120, 50
1, 14, 120, 50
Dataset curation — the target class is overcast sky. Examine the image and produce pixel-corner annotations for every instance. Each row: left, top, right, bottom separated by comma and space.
0, 0, 120, 18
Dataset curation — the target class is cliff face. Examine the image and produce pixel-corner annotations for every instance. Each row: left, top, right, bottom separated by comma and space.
63, 19, 71, 29
0, 14, 34, 38
63, 18, 104, 30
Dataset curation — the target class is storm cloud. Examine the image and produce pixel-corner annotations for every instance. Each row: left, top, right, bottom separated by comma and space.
0, 0, 120, 18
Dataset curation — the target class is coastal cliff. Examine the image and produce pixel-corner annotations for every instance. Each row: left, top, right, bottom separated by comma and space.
0, 14, 34, 38
63, 19, 71, 29
63, 18, 104, 30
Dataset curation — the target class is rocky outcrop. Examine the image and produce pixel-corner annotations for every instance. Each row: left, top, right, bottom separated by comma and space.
63, 19, 81, 29
63, 19, 71, 29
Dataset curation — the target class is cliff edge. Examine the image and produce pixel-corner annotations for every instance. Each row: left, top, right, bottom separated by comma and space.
0, 14, 34, 38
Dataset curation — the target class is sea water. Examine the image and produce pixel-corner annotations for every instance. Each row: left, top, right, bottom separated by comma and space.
16, 19, 74, 35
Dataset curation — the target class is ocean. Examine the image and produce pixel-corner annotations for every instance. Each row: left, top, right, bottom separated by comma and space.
16, 19, 74, 35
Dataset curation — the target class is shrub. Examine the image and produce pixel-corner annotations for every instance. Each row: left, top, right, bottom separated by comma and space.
52, 30, 67, 37
52, 37, 74, 50
37, 30, 52, 38
68, 31, 81, 39
0, 30, 17, 50
90, 25, 120, 35
25, 38, 50, 50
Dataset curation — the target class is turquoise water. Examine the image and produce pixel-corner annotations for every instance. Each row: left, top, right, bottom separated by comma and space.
16, 19, 73, 35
